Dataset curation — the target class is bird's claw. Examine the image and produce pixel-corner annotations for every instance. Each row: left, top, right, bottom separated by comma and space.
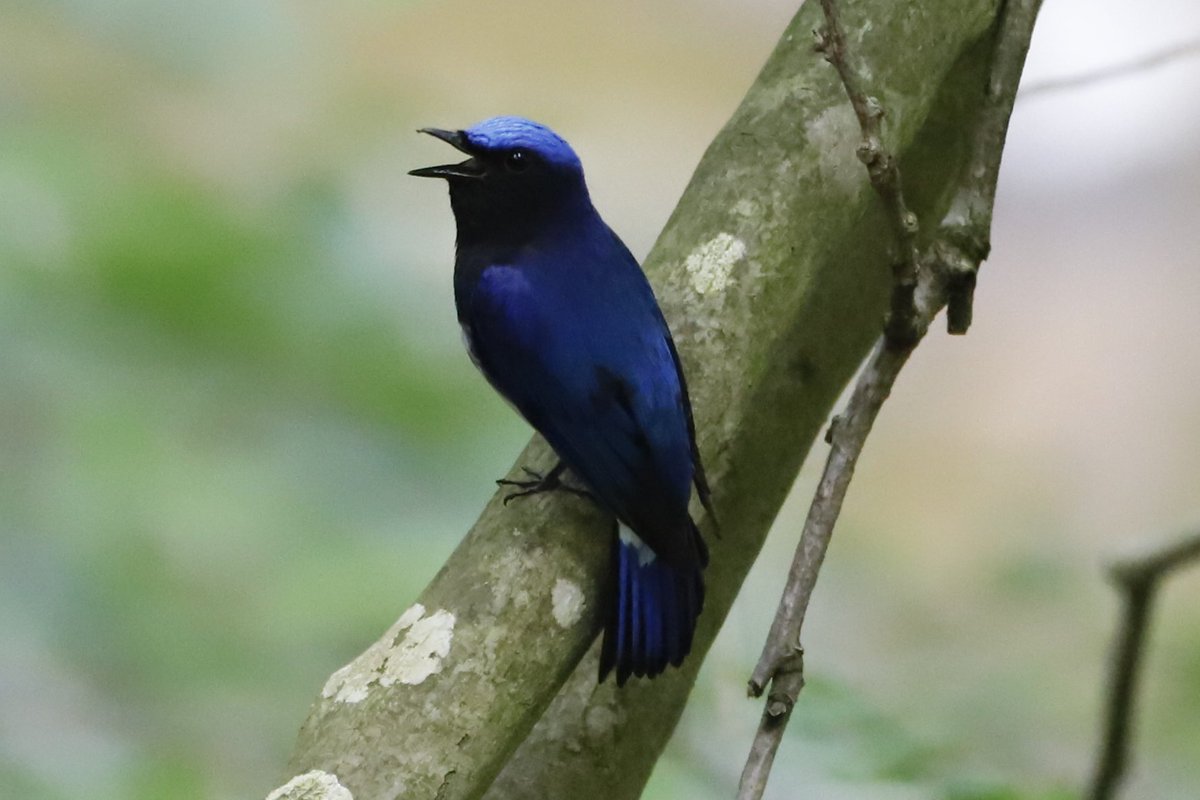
496, 465, 593, 505
496, 467, 552, 505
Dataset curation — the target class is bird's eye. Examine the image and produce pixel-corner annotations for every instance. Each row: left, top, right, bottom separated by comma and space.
505, 150, 529, 172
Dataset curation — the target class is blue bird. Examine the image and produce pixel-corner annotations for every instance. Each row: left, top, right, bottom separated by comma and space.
410, 116, 713, 684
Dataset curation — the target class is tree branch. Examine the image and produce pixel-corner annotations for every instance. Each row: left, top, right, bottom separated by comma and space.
814, 0, 921, 347
738, 2, 1043, 798
1088, 530, 1200, 800
1021, 37, 1200, 101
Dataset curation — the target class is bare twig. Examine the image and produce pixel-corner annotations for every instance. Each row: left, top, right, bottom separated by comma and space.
1088, 530, 1200, 800
1022, 37, 1200, 101
737, 333, 928, 800
814, 0, 920, 347
737, 2, 1043, 798
935, 0, 1044, 333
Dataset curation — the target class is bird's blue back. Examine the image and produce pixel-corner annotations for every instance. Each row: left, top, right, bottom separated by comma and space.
458, 217, 696, 558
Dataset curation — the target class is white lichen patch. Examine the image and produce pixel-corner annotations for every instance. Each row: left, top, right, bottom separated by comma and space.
266, 770, 353, 800
550, 578, 585, 628
321, 603, 455, 703
381, 608, 455, 686
685, 232, 746, 296
804, 104, 865, 197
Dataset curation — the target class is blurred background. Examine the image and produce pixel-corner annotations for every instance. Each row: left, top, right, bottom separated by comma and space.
2, 0, 1198, 798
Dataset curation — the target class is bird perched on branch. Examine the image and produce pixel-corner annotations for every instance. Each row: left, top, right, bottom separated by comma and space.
411, 116, 713, 684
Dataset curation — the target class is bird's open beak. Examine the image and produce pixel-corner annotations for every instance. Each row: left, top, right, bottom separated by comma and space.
409, 128, 486, 179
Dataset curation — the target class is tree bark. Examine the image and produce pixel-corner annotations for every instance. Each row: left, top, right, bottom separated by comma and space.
280, 1, 1005, 798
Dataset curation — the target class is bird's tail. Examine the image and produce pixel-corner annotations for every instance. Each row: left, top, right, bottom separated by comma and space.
599, 521, 707, 685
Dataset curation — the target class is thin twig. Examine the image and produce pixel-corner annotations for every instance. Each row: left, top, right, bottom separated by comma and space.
814, 0, 920, 347
1021, 38, 1200, 102
934, 0, 1042, 333
1088, 530, 1200, 800
736, 2, 1043, 798
737, 333, 928, 800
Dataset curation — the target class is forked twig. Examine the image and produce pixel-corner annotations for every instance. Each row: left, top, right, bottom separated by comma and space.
737, 2, 1043, 798
1088, 531, 1200, 800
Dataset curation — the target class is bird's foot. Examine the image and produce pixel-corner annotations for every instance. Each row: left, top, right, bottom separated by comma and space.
497, 464, 593, 505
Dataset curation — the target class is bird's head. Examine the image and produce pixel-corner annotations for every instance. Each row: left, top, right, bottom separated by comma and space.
410, 116, 592, 242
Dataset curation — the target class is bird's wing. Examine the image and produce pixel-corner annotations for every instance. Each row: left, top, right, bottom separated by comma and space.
663, 331, 716, 524
465, 264, 698, 567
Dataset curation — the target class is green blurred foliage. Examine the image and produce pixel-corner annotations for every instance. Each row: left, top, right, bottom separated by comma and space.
0, 5, 518, 797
